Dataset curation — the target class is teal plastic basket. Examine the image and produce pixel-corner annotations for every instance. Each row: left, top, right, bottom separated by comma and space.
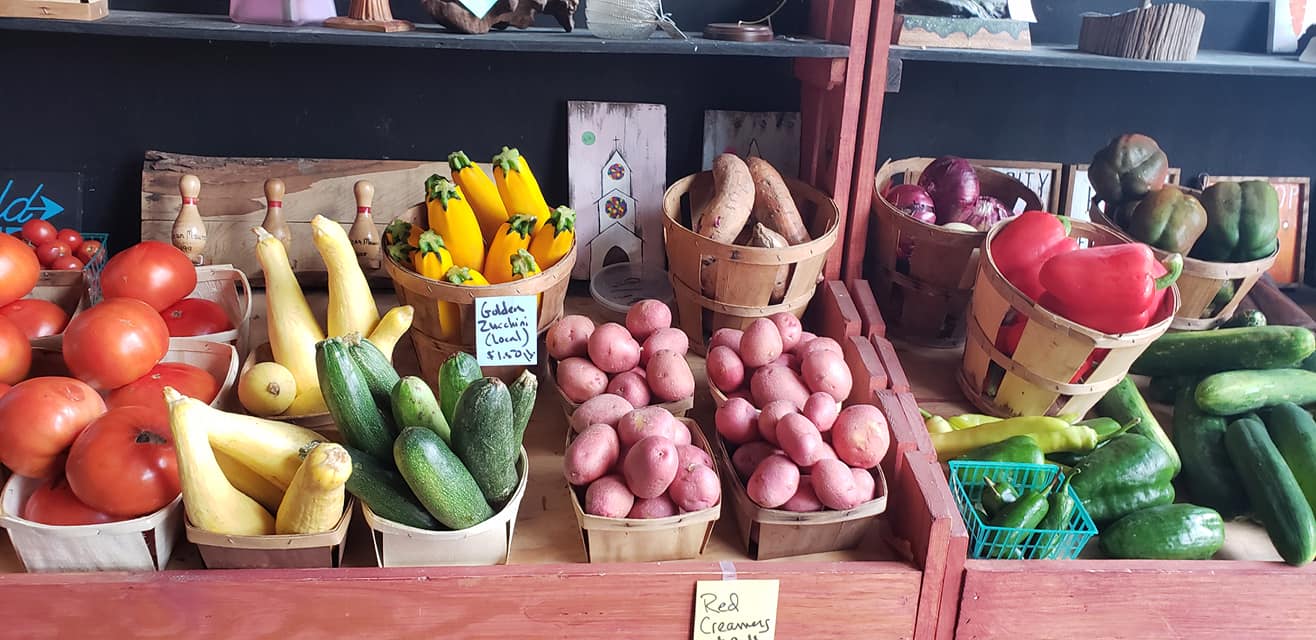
948, 461, 1097, 560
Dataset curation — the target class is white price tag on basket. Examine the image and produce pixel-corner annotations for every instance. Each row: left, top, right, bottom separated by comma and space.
474, 296, 538, 367
693, 579, 779, 640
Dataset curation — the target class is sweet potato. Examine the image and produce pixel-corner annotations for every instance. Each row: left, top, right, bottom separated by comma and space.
801, 349, 853, 402
747, 156, 810, 245
780, 476, 824, 513
757, 400, 797, 445
747, 453, 801, 509
777, 413, 824, 466
646, 350, 695, 402
585, 474, 635, 518
750, 365, 810, 410
739, 318, 784, 368
628, 495, 678, 519
748, 223, 790, 303
715, 397, 760, 445
707, 345, 746, 392
623, 436, 679, 499
832, 405, 891, 469
640, 328, 690, 367
547, 315, 596, 360
606, 372, 650, 409
557, 357, 609, 403
625, 299, 671, 342
803, 392, 840, 432
812, 459, 860, 510
709, 328, 744, 353
616, 406, 678, 448
731, 441, 777, 481
670, 463, 721, 512
694, 154, 756, 243
564, 424, 621, 486
588, 322, 642, 374
769, 312, 804, 351
570, 393, 635, 433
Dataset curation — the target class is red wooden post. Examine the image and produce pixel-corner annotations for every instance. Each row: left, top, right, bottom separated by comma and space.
842, 334, 888, 403
847, 278, 887, 339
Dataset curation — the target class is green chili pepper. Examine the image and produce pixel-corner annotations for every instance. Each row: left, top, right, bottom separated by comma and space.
981, 477, 1020, 517
987, 489, 1050, 559
920, 408, 953, 434
1035, 474, 1078, 559
956, 435, 1045, 466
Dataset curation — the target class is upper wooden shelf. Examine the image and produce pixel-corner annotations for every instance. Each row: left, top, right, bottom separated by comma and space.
890, 44, 1316, 79
0, 10, 850, 58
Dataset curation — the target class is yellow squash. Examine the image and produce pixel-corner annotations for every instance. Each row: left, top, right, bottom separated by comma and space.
275, 442, 351, 535
383, 218, 422, 248
367, 305, 414, 361
413, 230, 460, 341
214, 450, 286, 514
253, 226, 326, 415
528, 206, 576, 270
449, 151, 509, 244
492, 147, 550, 232
510, 249, 542, 280
425, 175, 485, 271
444, 265, 490, 286
312, 215, 380, 338
485, 213, 538, 284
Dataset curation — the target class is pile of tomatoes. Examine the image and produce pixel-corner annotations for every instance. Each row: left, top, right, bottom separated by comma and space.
14, 219, 102, 271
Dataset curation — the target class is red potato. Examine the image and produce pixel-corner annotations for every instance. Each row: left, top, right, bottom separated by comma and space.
750, 365, 810, 410
706, 346, 746, 392
678, 443, 714, 470
732, 441, 778, 481
757, 400, 796, 445
802, 442, 840, 475
708, 328, 744, 353
715, 397, 760, 445
852, 467, 877, 503
564, 424, 621, 486
672, 420, 692, 446
557, 357, 609, 403
628, 494, 678, 519
625, 299, 672, 342
780, 476, 824, 513
728, 388, 753, 402
547, 315, 596, 360
623, 436, 680, 499
646, 350, 694, 402
812, 459, 861, 510
801, 349, 854, 402
628, 366, 648, 379
616, 406, 678, 448
570, 393, 635, 433
605, 372, 651, 409
832, 405, 891, 469
770, 352, 800, 371
776, 413, 825, 466
792, 331, 818, 356
585, 475, 636, 518
768, 313, 803, 351
739, 318, 783, 368
670, 463, 721, 512
798, 337, 843, 360
640, 328, 690, 367
589, 323, 642, 374
803, 392, 840, 432
747, 454, 801, 509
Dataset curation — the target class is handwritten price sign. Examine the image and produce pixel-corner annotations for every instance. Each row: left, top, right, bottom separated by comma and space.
693, 579, 779, 640
474, 296, 538, 367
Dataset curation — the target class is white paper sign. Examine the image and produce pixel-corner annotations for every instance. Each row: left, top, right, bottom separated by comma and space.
474, 296, 538, 367
693, 579, 779, 640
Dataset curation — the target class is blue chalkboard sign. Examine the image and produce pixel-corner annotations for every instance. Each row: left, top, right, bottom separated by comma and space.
0, 171, 83, 234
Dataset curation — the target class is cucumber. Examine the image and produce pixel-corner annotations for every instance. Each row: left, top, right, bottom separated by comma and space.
1146, 375, 1196, 405
1172, 387, 1248, 517
394, 427, 494, 530
1224, 415, 1316, 566
439, 352, 482, 426
1195, 369, 1316, 416
451, 377, 520, 504
1264, 403, 1316, 514
508, 370, 538, 447
340, 444, 441, 530
1131, 326, 1315, 377
1298, 351, 1316, 373
1094, 376, 1180, 474
317, 338, 395, 461
345, 333, 401, 408
391, 376, 450, 444
1221, 309, 1267, 328
1099, 504, 1225, 560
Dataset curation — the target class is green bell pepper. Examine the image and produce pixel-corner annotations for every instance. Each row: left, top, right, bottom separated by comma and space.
1193, 181, 1280, 262
1089, 133, 1171, 204
956, 435, 1045, 466
1070, 433, 1177, 524
1126, 186, 1208, 254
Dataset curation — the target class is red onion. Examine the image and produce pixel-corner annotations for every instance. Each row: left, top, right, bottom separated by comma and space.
884, 184, 936, 225
918, 156, 980, 224
960, 196, 1012, 231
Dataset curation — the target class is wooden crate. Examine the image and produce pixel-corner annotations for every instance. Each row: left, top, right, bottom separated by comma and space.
186, 500, 353, 569
543, 355, 693, 420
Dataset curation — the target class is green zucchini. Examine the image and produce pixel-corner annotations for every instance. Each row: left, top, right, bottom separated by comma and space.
1264, 403, 1316, 514
340, 444, 441, 530
1094, 377, 1180, 474
1146, 376, 1197, 405
450, 377, 519, 504
1224, 415, 1316, 566
391, 376, 450, 444
1172, 387, 1248, 517
1221, 309, 1267, 328
508, 370, 538, 448
317, 338, 395, 461
1131, 326, 1315, 377
1099, 504, 1225, 560
439, 352, 482, 426
345, 332, 401, 408
1195, 369, 1316, 416
394, 427, 494, 530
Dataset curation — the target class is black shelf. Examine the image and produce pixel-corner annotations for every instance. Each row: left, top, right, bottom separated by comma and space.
891, 44, 1316, 78
0, 10, 849, 58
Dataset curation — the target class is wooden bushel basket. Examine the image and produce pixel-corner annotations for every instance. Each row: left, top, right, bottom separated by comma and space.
383, 203, 574, 381
870, 158, 1044, 348
1089, 199, 1278, 330
174, 264, 254, 353
185, 500, 353, 569
958, 218, 1179, 418
543, 356, 693, 420
661, 173, 839, 354
568, 419, 719, 563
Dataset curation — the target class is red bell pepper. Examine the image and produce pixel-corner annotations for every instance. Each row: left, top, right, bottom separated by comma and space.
1038, 244, 1183, 334
990, 211, 1078, 301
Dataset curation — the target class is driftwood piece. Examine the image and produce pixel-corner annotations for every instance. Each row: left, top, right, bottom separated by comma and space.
420, 0, 578, 34
1078, 2, 1204, 61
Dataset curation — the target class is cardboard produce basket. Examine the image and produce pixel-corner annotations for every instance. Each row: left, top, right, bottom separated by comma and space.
185, 500, 353, 569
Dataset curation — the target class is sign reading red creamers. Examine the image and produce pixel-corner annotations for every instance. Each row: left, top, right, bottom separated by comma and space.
475, 296, 538, 367
693, 579, 779, 640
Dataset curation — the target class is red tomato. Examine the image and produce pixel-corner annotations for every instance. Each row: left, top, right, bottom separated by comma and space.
0, 316, 31, 385
0, 383, 9, 398
56, 229, 83, 251
0, 299, 70, 339
0, 377, 106, 477
75, 239, 102, 264
0, 233, 39, 306
161, 298, 233, 337
100, 241, 197, 312
20, 219, 56, 246
108, 362, 218, 420
34, 240, 71, 268
63, 298, 169, 390
50, 256, 84, 271
23, 474, 120, 526
65, 406, 180, 517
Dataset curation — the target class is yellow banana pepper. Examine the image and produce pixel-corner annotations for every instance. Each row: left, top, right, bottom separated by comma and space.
412, 231, 459, 340
528, 205, 575, 270
449, 151, 509, 245
425, 175, 485, 272
492, 147, 550, 232
919, 409, 953, 434
444, 265, 490, 286
485, 214, 537, 284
